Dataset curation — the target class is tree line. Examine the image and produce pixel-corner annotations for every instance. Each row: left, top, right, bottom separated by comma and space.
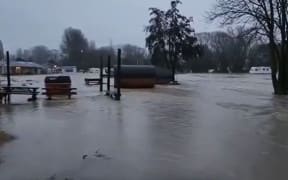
193, 27, 270, 73
60, 27, 151, 70
1, 28, 150, 70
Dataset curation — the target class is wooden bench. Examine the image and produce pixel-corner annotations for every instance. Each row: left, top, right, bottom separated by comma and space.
85, 78, 102, 85
42, 87, 77, 100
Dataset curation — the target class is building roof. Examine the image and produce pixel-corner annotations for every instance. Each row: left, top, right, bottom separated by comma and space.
0, 61, 44, 69
62, 66, 77, 68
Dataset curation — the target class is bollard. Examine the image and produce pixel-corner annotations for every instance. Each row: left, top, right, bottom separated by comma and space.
106, 55, 111, 95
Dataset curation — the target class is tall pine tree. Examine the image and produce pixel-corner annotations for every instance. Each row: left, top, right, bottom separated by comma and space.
145, 0, 200, 81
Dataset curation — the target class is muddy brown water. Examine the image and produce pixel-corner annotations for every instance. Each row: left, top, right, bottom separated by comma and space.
0, 73, 287, 180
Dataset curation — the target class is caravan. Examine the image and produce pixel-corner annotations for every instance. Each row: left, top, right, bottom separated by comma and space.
249, 67, 271, 74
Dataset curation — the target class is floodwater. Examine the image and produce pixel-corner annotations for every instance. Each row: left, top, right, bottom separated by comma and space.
0, 73, 288, 180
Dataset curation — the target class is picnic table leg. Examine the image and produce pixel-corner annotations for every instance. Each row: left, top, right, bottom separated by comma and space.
28, 89, 37, 101
4, 94, 7, 104
0, 94, 3, 104
31, 94, 37, 101
31, 89, 37, 101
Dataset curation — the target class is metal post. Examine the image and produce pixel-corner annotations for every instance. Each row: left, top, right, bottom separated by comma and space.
115, 49, 121, 101
99, 56, 103, 92
6, 51, 11, 103
106, 55, 111, 95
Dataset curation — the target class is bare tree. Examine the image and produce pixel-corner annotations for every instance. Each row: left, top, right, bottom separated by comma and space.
248, 44, 271, 67
226, 26, 258, 72
197, 27, 258, 73
204, 31, 234, 72
60, 27, 89, 68
89, 41, 96, 50
31, 45, 52, 64
209, 0, 288, 94
122, 44, 149, 65
23, 49, 32, 60
16, 48, 23, 59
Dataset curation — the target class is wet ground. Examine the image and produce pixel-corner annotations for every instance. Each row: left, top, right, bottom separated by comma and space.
0, 73, 288, 180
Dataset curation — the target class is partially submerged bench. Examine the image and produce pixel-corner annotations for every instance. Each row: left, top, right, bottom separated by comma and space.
84, 78, 101, 85
42, 76, 77, 100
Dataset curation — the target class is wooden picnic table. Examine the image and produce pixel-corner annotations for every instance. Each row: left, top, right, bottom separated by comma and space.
0, 86, 40, 103
42, 87, 77, 100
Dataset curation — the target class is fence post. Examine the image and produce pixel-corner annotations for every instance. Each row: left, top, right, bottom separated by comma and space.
115, 49, 121, 101
6, 51, 11, 103
99, 56, 103, 92
106, 55, 111, 95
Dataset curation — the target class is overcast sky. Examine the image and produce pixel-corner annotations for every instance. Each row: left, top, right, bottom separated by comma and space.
0, 0, 218, 52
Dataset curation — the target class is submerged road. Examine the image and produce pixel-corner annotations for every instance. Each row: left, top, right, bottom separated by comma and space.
0, 73, 287, 180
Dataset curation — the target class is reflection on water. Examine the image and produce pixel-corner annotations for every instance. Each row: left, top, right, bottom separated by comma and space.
0, 73, 287, 180
0, 131, 15, 147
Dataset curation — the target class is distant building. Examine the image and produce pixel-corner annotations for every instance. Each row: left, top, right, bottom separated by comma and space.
61, 66, 77, 73
0, 60, 44, 75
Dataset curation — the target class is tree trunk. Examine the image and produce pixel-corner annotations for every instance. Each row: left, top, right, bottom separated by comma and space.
286, 54, 288, 92
269, 40, 288, 95
165, 52, 171, 69
171, 60, 176, 82
277, 63, 287, 94
270, 59, 288, 95
271, 74, 278, 93
276, 44, 288, 95
269, 42, 280, 94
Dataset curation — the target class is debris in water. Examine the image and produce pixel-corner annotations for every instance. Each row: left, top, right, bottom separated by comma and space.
82, 150, 111, 160
46, 175, 73, 180
94, 150, 111, 160
47, 174, 56, 180
0, 131, 15, 146
82, 154, 88, 160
